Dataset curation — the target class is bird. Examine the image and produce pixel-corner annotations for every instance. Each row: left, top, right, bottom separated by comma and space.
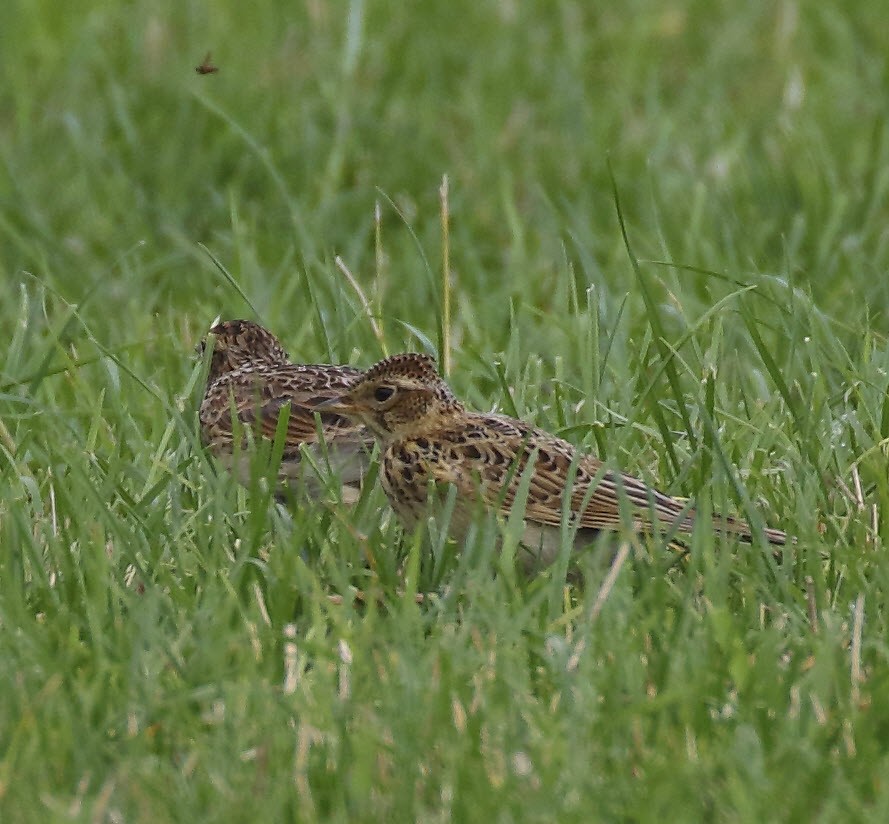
320, 352, 788, 570
197, 319, 373, 502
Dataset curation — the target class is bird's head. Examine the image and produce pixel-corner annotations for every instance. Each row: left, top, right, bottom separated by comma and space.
198, 319, 290, 383
320, 353, 462, 442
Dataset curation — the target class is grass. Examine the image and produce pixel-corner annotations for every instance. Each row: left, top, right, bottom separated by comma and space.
2, 0, 889, 820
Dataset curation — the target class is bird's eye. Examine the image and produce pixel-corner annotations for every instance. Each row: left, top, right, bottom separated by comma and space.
373, 385, 395, 403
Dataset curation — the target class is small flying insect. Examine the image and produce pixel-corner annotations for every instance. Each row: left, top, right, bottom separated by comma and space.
195, 52, 219, 75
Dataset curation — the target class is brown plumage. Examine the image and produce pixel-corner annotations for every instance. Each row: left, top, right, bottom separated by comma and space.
322, 353, 788, 569
198, 319, 372, 501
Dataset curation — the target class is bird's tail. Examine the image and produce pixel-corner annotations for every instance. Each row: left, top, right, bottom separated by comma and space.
616, 475, 788, 548
709, 513, 788, 546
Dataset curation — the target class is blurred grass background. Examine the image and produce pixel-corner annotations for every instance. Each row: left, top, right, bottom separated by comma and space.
2, 0, 889, 821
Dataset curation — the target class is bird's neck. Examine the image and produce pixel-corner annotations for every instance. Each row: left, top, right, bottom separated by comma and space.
378, 409, 461, 446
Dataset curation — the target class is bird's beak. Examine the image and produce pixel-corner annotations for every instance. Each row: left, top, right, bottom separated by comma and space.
315, 394, 350, 413
195, 317, 222, 359
195, 334, 218, 362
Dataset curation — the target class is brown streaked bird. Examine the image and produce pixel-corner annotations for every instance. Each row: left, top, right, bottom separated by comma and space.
198, 319, 372, 502
321, 353, 787, 570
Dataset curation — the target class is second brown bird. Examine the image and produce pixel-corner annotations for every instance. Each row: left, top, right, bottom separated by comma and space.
198, 319, 372, 502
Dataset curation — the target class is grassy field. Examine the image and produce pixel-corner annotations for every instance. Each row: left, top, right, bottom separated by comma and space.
2, 0, 889, 820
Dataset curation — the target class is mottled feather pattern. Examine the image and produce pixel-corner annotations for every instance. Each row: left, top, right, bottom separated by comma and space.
198, 320, 372, 496
201, 364, 363, 453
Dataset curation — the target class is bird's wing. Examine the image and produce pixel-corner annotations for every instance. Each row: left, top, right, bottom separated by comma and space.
410, 413, 786, 546
429, 414, 697, 534
201, 364, 370, 456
